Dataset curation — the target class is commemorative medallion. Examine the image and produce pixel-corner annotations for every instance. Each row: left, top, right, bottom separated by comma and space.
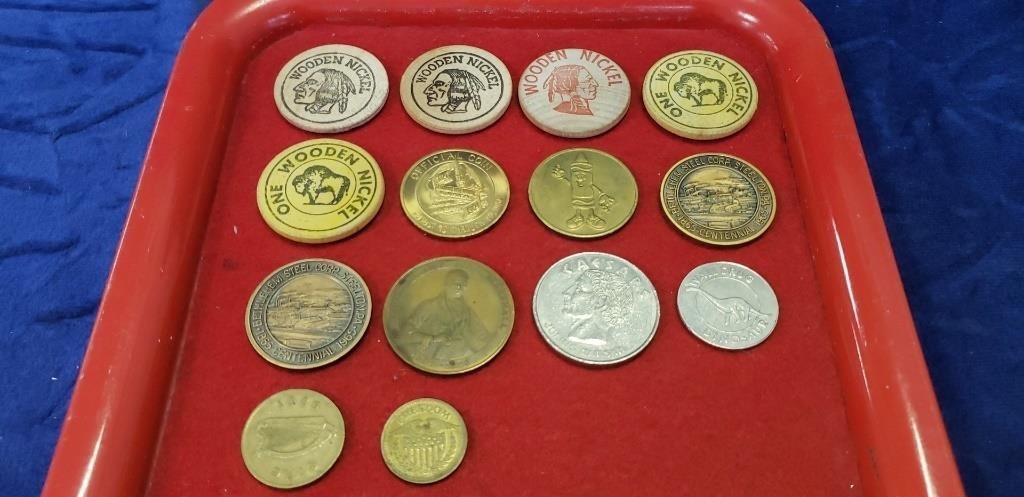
246, 259, 371, 369
401, 45, 513, 134
381, 398, 468, 484
400, 149, 509, 238
678, 261, 779, 350
274, 44, 388, 133
518, 48, 630, 138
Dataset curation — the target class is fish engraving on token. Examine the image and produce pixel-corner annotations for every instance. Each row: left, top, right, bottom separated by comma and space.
642, 50, 758, 140
660, 153, 775, 245
528, 149, 637, 238
381, 398, 468, 484
241, 389, 345, 489
533, 252, 659, 365
400, 149, 509, 238
678, 261, 779, 350
274, 44, 388, 133
384, 257, 514, 374
246, 259, 370, 369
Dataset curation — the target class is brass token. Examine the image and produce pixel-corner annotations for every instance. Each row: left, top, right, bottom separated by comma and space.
642, 50, 758, 140
241, 389, 345, 489
245, 259, 371, 369
257, 139, 384, 243
383, 257, 514, 374
381, 398, 468, 484
400, 149, 509, 238
528, 148, 638, 238
660, 153, 776, 245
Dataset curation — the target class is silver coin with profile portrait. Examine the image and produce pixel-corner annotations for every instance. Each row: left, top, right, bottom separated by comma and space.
533, 252, 659, 365
274, 44, 389, 133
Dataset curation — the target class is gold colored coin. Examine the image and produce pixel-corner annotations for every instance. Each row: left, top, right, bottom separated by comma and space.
383, 256, 514, 374
400, 149, 509, 238
241, 389, 345, 489
257, 139, 384, 243
528, 148, 638, 238
381, 398, 468, 484
660, 153, 776, 245
642, 50, 758, 140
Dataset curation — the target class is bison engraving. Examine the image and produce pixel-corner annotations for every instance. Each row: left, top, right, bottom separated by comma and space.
673, 73, 727, 107
292, 165, 350, 205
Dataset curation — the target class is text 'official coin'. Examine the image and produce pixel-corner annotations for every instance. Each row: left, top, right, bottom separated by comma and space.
678, 261, 779, 350
534, 252, 659, 365
401, 149, 509, 238
381, 398, 468, 484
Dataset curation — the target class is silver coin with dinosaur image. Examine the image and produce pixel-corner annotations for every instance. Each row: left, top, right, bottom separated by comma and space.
533, 252, 659, 365
678, 261, 778, 350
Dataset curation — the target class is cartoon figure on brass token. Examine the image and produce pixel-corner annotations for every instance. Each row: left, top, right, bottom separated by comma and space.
292, 165, 351, 205
424, 69, 486, 114
293, 68, 358, 114
563, 269, 635, 348
401, 269, 490, 363
543, 64, 598, 115
674, 73, 728, 107
425, 159, 488, 221
552, 153, 615, 231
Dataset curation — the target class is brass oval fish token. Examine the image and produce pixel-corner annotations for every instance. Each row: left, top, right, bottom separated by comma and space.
401, 45, 513, 134
257, 139, 384, 244
518, 48, 630, 138
241, 389, 345, 489
660, 153, 776, 245
528, 148, 638, 238
383, 256, 514, 374
274, 44, 388, 133
643, 50, 758, 140
381, 398, 468, 484
400, 149, 509, 238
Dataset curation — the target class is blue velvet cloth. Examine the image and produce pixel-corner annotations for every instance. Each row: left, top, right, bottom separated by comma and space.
0, 1, 1018, 496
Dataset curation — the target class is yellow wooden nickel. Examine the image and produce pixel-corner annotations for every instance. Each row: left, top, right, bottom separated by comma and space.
642, 50, 758, 140
257, 139, 384, 243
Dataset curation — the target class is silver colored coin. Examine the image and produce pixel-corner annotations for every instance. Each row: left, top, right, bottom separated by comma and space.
533, 252, 659, 365
677, 261, 778, 350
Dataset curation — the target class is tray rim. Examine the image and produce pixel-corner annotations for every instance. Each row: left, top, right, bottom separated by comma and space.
41, 1, 965, 496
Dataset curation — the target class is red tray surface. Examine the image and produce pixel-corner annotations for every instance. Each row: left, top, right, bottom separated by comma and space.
42, 2, 965, 497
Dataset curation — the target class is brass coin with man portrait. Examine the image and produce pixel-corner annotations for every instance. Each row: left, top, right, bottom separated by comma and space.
383, 256, 514, 375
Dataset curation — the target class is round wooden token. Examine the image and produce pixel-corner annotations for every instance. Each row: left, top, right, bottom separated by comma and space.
274, 44, 389, 133
517, 48, 630, 138
256, 139, 385, 244
642, 50, 758, 140
400, 45, 512, 134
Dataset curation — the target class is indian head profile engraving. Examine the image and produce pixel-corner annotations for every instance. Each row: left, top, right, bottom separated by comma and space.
424, 69, 486, 114
551, 153, 615, 231
424, 158, 489, 221
544, 64, 598, 115
563, 268, 635, 348
293, 68, 359, 115
291, 165, 351, 205
400, 269, 490, 363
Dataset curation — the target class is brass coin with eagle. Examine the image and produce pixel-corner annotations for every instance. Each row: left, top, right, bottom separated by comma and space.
380, 398, 468, 484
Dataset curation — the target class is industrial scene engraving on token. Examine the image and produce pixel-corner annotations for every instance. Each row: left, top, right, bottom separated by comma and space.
401, 149, 509, 238
381, 398, 468, 484
678, 261, 779, 350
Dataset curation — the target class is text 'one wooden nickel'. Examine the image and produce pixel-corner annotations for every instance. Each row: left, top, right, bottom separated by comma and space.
381, 398, 468, 484
384, 256, 514, 374
528, 148, 637, 238
518, 48, 630, 138
678, 261, 779, 350
643, 50, 758, 140
534, 252, 659, 365
274, 44, 388, 133
401, 149, 509, 238
246, 259, 371, 369
257, 139, 384, 244
241, 389, 345, 489
401, 45, 512, 134
660, 153, 776, 246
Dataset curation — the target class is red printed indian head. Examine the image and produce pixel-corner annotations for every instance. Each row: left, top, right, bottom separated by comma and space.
543, 64, 598, 115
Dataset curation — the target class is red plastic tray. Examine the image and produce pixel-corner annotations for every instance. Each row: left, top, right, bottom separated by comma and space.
42, 1, 966, 496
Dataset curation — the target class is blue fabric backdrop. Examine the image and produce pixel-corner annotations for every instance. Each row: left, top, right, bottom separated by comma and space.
0, 1, 1019, 496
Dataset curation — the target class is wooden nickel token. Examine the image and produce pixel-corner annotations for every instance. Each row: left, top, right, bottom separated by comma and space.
642, 50, 758, 140
257, 139, 384, 244
274, 44, 388, 133
400, 45, 512, 134
518, 48, 630, 138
